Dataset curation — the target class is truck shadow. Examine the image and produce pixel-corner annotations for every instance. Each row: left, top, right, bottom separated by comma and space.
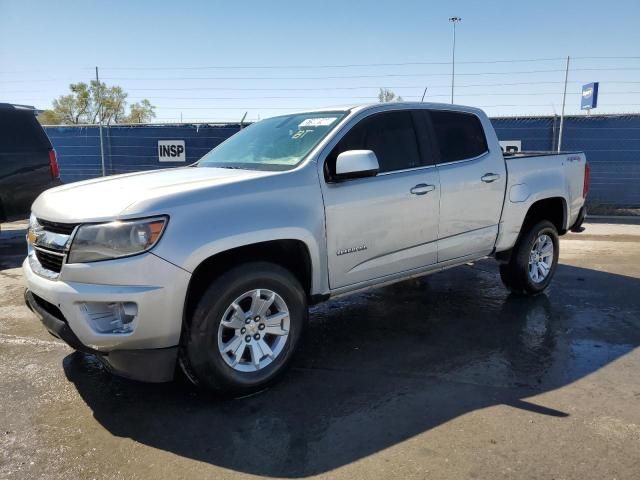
63, 261, 640, 477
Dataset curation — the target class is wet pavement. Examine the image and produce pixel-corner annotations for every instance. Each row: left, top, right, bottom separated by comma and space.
1, 220, 639, 479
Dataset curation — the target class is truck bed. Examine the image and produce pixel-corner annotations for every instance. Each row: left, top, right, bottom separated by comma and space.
495, 150, 588, 252
504, 151, 583, 159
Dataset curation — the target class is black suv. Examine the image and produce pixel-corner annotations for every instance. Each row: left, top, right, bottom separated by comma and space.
0, 103, 61, 223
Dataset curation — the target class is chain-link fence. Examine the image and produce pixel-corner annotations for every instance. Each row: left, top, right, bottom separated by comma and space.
45, 113, 640, 208
44, 123, 242, 184
492, 114, 640, 207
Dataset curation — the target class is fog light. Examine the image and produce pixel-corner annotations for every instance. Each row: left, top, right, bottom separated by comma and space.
80, 301, 138, 334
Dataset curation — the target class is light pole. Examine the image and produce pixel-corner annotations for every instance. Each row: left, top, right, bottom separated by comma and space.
449, 16, 462, 104
557, 56, 570, 152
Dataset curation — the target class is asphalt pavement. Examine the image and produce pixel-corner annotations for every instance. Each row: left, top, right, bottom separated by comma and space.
1, 219, 639, 479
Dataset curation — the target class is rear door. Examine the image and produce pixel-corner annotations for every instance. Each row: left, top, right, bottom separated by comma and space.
0, 108, 53, 220
428, 109, 506, 262
321, 109, 440, 289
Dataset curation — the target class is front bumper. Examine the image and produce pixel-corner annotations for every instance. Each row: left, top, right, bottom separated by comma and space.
22, 252, 191, 382
25, 289, 98, 353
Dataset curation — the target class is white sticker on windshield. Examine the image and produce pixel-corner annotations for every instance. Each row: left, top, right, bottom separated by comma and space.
299, 117, 338, 128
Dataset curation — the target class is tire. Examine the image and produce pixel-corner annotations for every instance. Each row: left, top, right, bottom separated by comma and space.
180, 261, 306, 396
499, 220, 559, 295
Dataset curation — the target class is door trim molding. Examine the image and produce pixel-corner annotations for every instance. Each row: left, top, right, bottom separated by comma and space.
329, 251, 489, 298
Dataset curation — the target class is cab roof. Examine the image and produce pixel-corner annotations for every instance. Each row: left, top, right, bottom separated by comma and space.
296, 102, 485, 116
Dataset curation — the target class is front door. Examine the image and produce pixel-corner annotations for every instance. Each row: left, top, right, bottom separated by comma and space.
320, 109, 440, 289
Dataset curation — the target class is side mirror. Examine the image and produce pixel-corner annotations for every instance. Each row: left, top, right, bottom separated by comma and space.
334, 150, 379, 181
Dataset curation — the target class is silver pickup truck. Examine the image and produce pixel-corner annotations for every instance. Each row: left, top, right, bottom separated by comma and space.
23, 103, 589, 395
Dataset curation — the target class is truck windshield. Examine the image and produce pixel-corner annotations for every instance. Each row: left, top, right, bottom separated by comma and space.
197, 111, 346, 171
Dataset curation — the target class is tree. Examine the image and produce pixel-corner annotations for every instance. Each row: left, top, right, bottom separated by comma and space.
126, 99, 156, 124
37, 109, 63, 125
48, 82, 91, 124
91, 82, 128, 124
378, 88, 403, 103
38, 81, 155, 125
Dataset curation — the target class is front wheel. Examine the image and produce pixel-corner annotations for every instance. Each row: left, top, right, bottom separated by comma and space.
499, 220, 559, 295
180, 262, 306, 396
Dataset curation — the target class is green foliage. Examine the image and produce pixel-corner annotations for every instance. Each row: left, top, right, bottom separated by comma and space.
38, 81, 155, 125
37, 109, 63, 125
127, 99, 156, 124
378, 88, 403, 103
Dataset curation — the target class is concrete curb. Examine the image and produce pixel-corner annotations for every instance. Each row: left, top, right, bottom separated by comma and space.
586, 215, 640, 225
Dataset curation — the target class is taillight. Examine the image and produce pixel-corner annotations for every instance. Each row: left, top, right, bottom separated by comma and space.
48, 149, 60, 179
583, 161, 590, 198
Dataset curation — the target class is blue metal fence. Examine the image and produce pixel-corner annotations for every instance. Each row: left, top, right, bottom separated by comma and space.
45, 114, 640, 207
492, 116, 559, 152
45, 124, 241, 184
562, 116, 640, 208
491, 114, 640, 207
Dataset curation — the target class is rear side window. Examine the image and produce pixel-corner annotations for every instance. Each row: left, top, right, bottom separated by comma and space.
0, 110, 51, 152
327, 110, 422, 176
429, 110, 488, 163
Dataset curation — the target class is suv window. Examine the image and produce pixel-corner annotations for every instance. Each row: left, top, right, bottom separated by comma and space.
429, 110, 488, 163
0, 109, 50, 153
326, 110, 422, 177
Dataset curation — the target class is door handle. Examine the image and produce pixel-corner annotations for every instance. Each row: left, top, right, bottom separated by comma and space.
481, 173, 501, 183
410, 183, 436, 195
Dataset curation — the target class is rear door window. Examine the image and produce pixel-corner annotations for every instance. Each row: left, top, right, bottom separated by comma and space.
429, 110, 488, 163
0, 110, 51, 152
326, 110, 423, 176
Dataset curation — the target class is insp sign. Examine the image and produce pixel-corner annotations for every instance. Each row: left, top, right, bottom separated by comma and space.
158, 140, 186, 162
499, 140, 522, 154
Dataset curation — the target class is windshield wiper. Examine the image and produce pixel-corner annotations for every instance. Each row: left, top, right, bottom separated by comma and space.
199, 164, 245, 170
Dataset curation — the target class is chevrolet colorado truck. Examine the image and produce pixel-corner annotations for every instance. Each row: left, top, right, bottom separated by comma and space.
23, 103, 589, 395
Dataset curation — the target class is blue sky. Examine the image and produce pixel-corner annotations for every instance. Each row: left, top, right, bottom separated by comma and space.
2, 0, 640, 122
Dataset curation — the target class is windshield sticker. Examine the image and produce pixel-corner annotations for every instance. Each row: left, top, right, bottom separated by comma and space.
292, 129, 312, 139
299, 117, 338, 128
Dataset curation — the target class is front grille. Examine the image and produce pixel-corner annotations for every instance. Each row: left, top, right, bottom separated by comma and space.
37, 218, 78, 235
34, 247, 64, 273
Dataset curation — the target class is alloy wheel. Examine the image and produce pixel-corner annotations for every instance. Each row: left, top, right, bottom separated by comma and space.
528, 234, 554, 283
217, 289, 290, 372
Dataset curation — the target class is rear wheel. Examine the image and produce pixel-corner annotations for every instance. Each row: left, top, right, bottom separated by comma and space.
180, 262, 306, 396
499, 220, 559, 295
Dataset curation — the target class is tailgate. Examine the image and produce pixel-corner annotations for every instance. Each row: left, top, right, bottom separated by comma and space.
564, 153, 587, 215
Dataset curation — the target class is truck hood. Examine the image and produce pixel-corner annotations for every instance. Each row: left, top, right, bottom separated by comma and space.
32, 167, 272, 223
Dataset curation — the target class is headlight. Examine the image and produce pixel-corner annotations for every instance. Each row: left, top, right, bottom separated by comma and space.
67, 216, 167, 264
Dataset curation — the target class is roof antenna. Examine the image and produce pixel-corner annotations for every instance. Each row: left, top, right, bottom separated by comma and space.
421, 86, 428, 102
